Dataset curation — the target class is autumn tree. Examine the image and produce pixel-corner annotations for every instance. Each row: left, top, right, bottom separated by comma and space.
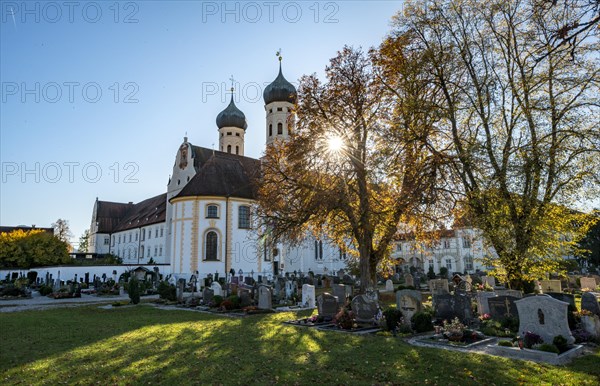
52, 218, 73, 251
390, 0, 600, 288
0, 229, 71, 268
78, 229, 90, 253
257, 47, 446, 291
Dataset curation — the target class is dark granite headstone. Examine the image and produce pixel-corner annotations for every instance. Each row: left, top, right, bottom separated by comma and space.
239, 288, 252, 307
317, 293, 339, 318
581, 292, 600, 316
433, 292, 472, 323
244, 277, 254, 286
487, 296, 519, 319
545, 292, 576, 309
351, 294, 379, 323
231, 277, 239, 285
203, 288, 214, 305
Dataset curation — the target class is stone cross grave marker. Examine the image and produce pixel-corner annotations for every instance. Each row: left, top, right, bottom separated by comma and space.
539, 280, 562, 293
581, 292, 600, 316
396, 290, 422, 325
429, 279, 449, 295
317, 293, 339, 318
351, 294, 380, 323
580, 277, 597, 291
302, 284, 315, 308
515, 295, 575, 344
257, 285, 273, 310
487, 296, 519, 320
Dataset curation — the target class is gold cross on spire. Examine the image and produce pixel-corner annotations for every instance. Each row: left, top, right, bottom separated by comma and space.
228, 75, 236, 94
276, 49, 282, 62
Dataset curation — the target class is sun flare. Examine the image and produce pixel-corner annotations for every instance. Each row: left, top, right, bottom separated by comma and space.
326, 135, 344, 153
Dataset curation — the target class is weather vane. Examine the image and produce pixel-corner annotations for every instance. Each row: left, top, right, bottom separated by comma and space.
276, 49, 282, 62
229, 75, 236, 94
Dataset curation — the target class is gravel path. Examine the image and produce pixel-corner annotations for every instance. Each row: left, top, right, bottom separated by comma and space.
0, 293, 159, 313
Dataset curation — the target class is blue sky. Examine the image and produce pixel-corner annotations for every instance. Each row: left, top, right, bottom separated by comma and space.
1, 1, 405, 245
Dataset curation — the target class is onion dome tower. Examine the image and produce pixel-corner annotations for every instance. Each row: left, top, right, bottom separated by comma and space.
263, 52, 297, 146
216, 84, 247, 156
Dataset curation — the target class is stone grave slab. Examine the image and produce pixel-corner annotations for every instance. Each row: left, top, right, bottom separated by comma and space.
385, 279, 394, 292
495, 289, 523, 298
428, 279, 449, 295
203, 288, 214, 305
302, 284, 316, 308
404, 273, 414, 287
238, 288, 253, 307
396, 290, 422, 324
475, 292, 497, 315
515, 295, 574, 344
580, 277, 597, 291
581, 292, 600, 316
257, 285, 273, 310
545, 292, 575, 309
332, 284, 347, 304
351, 294, 379, 323
433, 292, 472, 323
211, 282, 223, 297
317, 293, 339, 318
487, 296, 519, 319
539, 280, 562, 293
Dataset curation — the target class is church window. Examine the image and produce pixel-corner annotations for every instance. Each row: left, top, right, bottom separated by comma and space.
112, 236, 115, 246
178, 179, 180, 185
155, 228, 158, 238
269, 124, 273, 137
269, 109, 273, 113
148, 229, 152, 239
236, 146, 239, 155
205, 231, 218, 261
129, 234, 131, 242
128, 249, 131, 259
235, 133, 240, 137
147, 247, 151, 257
118, 235, 121, 244
443, 239, 451, 249
187, 176, 190, 182
160, 227, 163, 237
135, 233, 138, 241
446, 258, 452, 270
238, 205, 251, 229
221, 133, 223, 137
227, 132, 232, 136
227, 145, 232, 153
464, 255, 473, 271
462, 238, 471, 248
315, 240, 323, 260
159, 246, 163, 256
277, 107, 283, 111
104, 238, 109, 245
140, 246, 144, 258
277, 122, 283, 135
206, 204, 219, 218
154, 247, 157, 256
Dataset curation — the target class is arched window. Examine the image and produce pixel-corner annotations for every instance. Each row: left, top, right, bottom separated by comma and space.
236, 146, 239, 155
277, 122, 283, 135
238, 205, 251, 229
205, 231, 218, 260
269, 124, 273, 137
206, 204, 219, 218
227, 144, 232, 153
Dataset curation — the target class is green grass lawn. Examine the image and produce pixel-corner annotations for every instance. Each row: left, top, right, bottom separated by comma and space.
1, 305, 598, 385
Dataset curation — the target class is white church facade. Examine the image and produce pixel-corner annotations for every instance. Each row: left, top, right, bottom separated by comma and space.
88, 62, 348, 280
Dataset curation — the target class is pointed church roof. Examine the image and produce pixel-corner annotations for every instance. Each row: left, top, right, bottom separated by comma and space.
173, 148, 260, 201
263, 62, 297, 105
216, 95, 247, 130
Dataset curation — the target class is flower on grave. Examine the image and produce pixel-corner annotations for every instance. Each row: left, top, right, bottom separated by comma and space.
479, 313, 491, 321
522, 331, 543, 349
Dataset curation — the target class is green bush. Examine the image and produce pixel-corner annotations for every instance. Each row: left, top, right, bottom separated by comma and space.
211, 295, 223, 308
38, 285, 53, 296
158, 281, 177, 301
498, 340, 513, 347
225, 295, 240, 309
382, 308, 404, 332
411, 311, 434, 333
127, 276, 140, 305
553, 335, 569, 353
500, 316, 519, 333
439, 267, 448, 278
537, 343, 560, 354
427, 266, 436, 280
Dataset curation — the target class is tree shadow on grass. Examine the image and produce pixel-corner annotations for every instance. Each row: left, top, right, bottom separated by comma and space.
1, 306, 599, 385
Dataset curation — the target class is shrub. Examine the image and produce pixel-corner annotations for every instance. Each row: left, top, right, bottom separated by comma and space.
498, 340, 513, 347
439, 267, 448, 278
411, 311, 434, 333
127, 276, 141, 305
220, 300, 234, 310
553, 335, 569, 353
572, 328, 593, 343
334, 307, 354, 330
397, 323, 413, 334
158, 281, 177, 301
523, 331, 543, 348
500, 316, 519, 333
38, 285, 53, 296
211, 295, 223, 308
382, 308, 404, 332
537, 344, 560, 354
224, 295, 240, 309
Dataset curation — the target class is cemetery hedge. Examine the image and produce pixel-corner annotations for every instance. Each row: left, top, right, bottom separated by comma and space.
0, 305, 599, 385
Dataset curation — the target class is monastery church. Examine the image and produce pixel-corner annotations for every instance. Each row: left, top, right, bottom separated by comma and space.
88, 61, 348, 280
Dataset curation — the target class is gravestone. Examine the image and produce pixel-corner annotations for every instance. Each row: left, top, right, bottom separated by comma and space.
332, 284, 347, 304
539, 280, 562, 293
238, 288, 252, 307
342, 274, 355, 285
495, 289, 523, 298
285, 280, 295, 299
428, 279, 449, 295
515, 295, 575, 344
257, 285, 273, 310
351, 294, 380, 323
580, 277, 597, 290
244, 277, 254, 286
396, 290, 422, 324
487, 296, 519, 319
581, 292, 600, 316
481, 276, 496, 288
317, 293, 339, 318
261, 276, 268, 284
231, 276, 239, 285
546, 292, 576, 309
203, 288, 214, 305
337, 269, 345, 279
211, 281, 223, 297
302, 284, 316, 308
433, 292, 472, 323
385, 279, 394, 292
177, 279, 185, 302
476, 292, 497, 315
404, 273, 414, 287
